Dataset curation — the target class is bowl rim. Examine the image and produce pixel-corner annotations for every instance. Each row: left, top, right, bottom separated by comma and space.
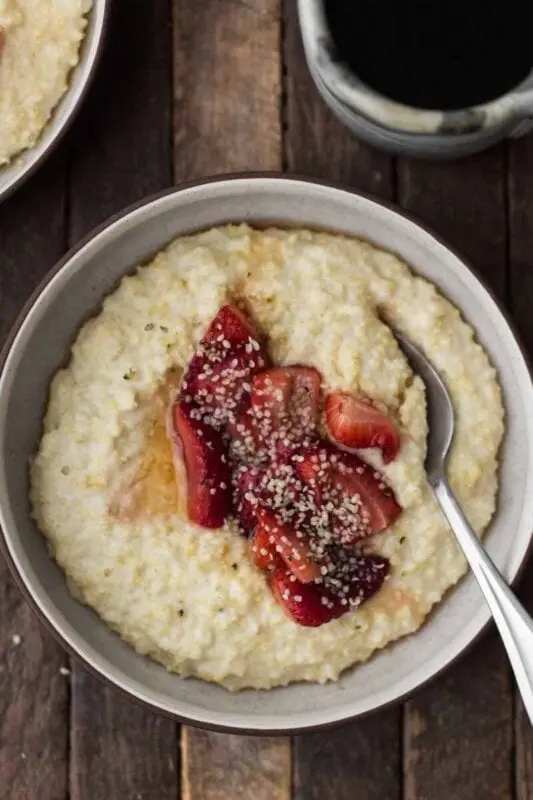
0, 172, 532, 734
0, 0, 111, 204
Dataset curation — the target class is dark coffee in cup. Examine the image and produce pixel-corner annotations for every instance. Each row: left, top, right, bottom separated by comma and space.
324, 0, 532, 111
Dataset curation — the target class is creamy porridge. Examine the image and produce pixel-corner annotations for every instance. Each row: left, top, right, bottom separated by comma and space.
31, 225, 504, 690
0, 0, 92, 166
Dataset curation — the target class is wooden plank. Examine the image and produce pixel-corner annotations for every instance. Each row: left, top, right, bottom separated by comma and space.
397, 151, 514, 800
173, 3, 290, 798
284, 5, 400, 799
70, 669, 178, 800
396, 154, 507, 282
182, 729, 291, 800
517, 689, 533, 800
67, 2, 178, 799
403, 637, 513, 800
507, 134, 533, 800
293, 717, 400, 800
0, 157, 69, 799
68, 0, 173, 232
173, 0, 281, 179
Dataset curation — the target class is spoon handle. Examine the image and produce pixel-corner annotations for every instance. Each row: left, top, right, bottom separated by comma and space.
433, 477, 533, 726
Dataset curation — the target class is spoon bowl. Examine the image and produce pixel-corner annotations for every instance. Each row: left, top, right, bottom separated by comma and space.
389, 330, 454, 485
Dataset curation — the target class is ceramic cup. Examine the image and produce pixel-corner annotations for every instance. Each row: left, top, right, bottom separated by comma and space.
298, 0, 533, 159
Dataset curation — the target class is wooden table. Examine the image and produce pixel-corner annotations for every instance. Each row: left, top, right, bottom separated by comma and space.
0, 2, 532, 798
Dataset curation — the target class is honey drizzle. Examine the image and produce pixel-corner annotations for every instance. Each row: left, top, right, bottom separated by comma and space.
109, 369, 184, 522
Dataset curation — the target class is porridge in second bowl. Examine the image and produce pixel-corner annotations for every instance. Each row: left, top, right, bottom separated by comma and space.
0, 0, 92, 166
30, 225, 504, 690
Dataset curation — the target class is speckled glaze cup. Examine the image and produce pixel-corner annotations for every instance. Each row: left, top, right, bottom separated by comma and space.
298, 0, 533, 158
0, 175, 533, 733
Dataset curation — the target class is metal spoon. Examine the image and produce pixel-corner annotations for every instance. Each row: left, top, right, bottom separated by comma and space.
393, 329, 533, 724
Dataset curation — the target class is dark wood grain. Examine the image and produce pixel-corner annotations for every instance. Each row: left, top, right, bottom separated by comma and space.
508, 134, 533, 800
173, 3, 291, 798
173, 0, 281, 180
68, 0, 173, 234
284, 5, 400, 799
0, 157, 69, 800
182, 729, 291, 800
67, 2, 178, 799
293, 717, 400, 800
70, 669, 178, 800
396, 154, 507, 288
397, 151, 514, 800
516, 589, 533, 798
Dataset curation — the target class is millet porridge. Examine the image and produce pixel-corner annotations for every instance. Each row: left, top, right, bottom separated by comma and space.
31, 225, 504, 690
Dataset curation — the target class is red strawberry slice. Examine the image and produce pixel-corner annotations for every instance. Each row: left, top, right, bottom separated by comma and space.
227, 401, 260, 462
255, 509, 321, 583
294, 448, 370, 543
250, 522, 280, 571
251, 368, 293, 429
251, 366, 322, 444
294, 447, 327, 505
182, 306, 269, 422
289, 366, 322, 427
195, 349, 266, 415
269, 554, 389, 627
203, 304, 262, 348
295, 442, 402, 535
232, 459, 299, 531
233, 463, 265, 535
325, 392, 400, 463
330, 449, 402, 533
169, 400, 232, 528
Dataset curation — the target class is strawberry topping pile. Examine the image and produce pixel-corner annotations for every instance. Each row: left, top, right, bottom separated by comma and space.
167, 304, 403, 627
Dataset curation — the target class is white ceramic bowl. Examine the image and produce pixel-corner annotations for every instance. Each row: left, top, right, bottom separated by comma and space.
0, 175, 532, 733
0, 0, 109, 203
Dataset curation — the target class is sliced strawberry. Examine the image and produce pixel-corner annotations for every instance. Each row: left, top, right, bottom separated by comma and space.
194, 349, 266, 416
269, 554, 389, 627
294, 449, 370, 543
325, 392, 400, 463
233, 459, 298, 530
182, 306, 269, 425
270, 570, 333, 627
251, 369, 293, 429
250, 523, 279, 571
289, 366, 322, 427
251, 366, 322, 444
294, 447, 326, 505
169, 400, 232, 529
233, 463, 264, 535
295, 441, 402, 535
203, 304, 262, 349
227, 401, 259, 462
255, 509, 321, 583
331, 449, 402, 533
